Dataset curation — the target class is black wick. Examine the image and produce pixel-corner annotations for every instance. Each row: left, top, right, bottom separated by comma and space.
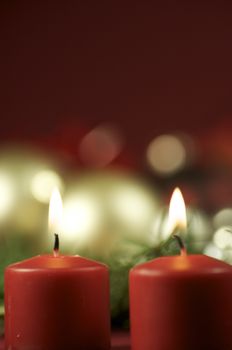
53, 233, 59, 256
173, 234, 187, 256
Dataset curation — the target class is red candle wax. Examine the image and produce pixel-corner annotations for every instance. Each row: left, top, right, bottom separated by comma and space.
130, 252, 232, 350
5, 253, 111, 350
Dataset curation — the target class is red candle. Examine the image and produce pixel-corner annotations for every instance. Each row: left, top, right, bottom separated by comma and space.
129, 188, 232, 350
4, 189, 111, 350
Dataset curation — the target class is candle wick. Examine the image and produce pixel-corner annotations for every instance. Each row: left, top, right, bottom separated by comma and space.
53, 233, 59, 257
173, 234, 187, 257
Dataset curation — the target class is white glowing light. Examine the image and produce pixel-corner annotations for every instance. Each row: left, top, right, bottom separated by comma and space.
112, 186, 155, 231
213, 208, 232, 229
146, 134, 186, 175
31, 170, 63, 203
168, 188, 187, 234
61, 195, 101, 245
204, 243, 223, 260
48, 188, 63, 233
0, 172, 14, 219
213, 227, 232, 249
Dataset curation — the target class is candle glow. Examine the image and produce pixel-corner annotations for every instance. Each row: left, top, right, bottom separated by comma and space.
168, 187, 187, 234
48, 187, 63, 234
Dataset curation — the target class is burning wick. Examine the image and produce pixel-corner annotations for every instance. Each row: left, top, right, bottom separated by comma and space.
53, 233, 59, 257
173, 234, 187, 257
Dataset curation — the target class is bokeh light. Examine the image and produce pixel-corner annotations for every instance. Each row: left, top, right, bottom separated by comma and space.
56, 172, 160, 254
213, 208, 232, 229
109, 177, 160, 246
0, 147, 64, 234
204, 226, 232, 263
213, 226, 232, 249
31, 170, 63, 203
79, 123, 123, 167
61, 193, 101, 247
112, 185, 156, 232
0, 172, 14, 219
146, 134, 186, 175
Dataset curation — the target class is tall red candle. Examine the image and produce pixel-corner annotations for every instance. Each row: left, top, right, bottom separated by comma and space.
4, 189, 111, 350
129, 188, 232, 350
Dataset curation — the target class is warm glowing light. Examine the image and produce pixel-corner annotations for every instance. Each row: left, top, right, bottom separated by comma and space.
31, 170, 63, 203
168, 188, 187, 234
0, 172, 14, 219
112, 186, 156, 230
60, 174, 159, 249
61, 194, 101, 245
48, 188, 63, 233
146, 135, 186, 176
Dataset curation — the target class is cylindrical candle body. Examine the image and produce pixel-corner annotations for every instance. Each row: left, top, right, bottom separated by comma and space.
130, 255, 232, 350
5, 255, 111, 350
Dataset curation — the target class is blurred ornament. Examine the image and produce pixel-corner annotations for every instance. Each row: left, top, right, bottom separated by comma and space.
56, 171, 160, 256
0, 146, 63, 235
61, 192, 102, 247
204, 242, 223, 260
110, 181, 159, 239
0, 145, 159, 259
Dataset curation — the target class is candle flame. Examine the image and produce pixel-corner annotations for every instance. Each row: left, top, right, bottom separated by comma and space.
48, 187, 63, 233
168, 187, 187, 234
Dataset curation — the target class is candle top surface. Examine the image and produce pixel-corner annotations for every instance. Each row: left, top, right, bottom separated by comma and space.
7, 254, 107, 271
132, 254, 232, 276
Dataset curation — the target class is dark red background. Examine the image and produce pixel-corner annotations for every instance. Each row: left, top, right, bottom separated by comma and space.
0, 1, 232, 159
